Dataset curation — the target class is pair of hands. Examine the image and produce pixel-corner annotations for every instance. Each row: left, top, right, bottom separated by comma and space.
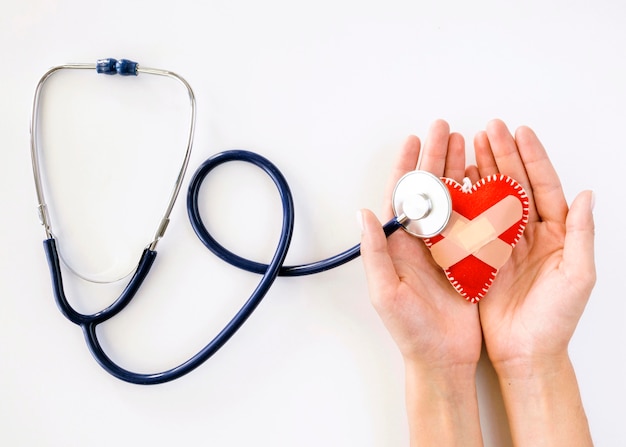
359, 119, 596, 379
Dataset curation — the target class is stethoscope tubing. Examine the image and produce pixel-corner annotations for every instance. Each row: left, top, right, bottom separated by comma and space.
44, 238, 157, 326
187, 149, 403, 276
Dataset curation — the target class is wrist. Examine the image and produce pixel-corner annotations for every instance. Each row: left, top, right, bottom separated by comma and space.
404, 357, 478, 383
404, 359, 483, 447
493, 353, 592, 446
492, 351, 571, 381
404, 359, 479, 417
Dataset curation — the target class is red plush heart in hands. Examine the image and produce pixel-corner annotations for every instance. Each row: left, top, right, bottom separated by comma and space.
424, 175, 529, 303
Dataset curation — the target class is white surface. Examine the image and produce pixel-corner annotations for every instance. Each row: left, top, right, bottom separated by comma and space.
1, 1, 625, 446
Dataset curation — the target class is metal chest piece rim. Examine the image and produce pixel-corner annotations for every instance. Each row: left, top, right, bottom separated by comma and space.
392, 170, 452, 238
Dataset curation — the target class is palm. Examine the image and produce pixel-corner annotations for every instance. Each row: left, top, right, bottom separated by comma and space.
479, 220, 567, 363
384, 229, 482, 366
472, 120, 595, 367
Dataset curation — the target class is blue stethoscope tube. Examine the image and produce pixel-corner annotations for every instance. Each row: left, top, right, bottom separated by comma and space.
44, 149, 402, 385
187, 150, 403, 276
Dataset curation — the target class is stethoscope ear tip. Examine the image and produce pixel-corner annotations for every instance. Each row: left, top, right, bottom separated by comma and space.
392, 170, 452, 238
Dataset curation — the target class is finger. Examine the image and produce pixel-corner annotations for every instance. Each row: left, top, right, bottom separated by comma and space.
389, 135, 422, 189
358, 209, 400, 310
418, 119, 451, 176
485, 119, 532, 186
561, 190, 596, 295
473, 130, 498, 178
514, 125, 567, 223
484, 119, 539, 221
383, 135, 422, 216
443, 132, 466, 182
465, 165, 480, 184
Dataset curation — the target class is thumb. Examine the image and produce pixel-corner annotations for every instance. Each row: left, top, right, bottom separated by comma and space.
562, 190, 596, 291
358, 209, 400, 306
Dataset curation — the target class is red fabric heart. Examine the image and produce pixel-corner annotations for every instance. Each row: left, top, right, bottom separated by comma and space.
424, 175, 529, 303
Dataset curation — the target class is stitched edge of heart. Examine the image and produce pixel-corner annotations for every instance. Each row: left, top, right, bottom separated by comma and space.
424, 174, 530, 303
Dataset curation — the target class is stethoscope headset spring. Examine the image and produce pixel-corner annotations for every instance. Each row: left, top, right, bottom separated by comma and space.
30, 59, 451, 385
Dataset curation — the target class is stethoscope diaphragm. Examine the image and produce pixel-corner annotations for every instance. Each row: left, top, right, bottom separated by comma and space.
392, 170, 452, 238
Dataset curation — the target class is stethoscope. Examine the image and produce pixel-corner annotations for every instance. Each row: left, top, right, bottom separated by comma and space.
30, 59, 452, 385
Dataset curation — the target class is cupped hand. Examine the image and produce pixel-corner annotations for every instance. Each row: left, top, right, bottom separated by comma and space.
359, 120, 482, 370
470, 120, 596, 370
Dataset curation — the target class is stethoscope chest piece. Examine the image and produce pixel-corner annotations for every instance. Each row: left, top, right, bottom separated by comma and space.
392, 170, 452, 238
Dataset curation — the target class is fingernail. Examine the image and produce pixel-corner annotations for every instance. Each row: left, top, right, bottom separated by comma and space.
356, 210, 365, 232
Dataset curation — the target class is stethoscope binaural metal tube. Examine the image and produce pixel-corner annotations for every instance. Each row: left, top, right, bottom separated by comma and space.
30, 59, 196, 251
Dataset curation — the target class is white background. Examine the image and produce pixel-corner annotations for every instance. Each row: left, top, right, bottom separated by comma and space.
1, 1, 625, 446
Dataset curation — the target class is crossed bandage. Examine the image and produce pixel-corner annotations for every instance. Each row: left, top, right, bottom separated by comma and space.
429, 195, 523, 270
